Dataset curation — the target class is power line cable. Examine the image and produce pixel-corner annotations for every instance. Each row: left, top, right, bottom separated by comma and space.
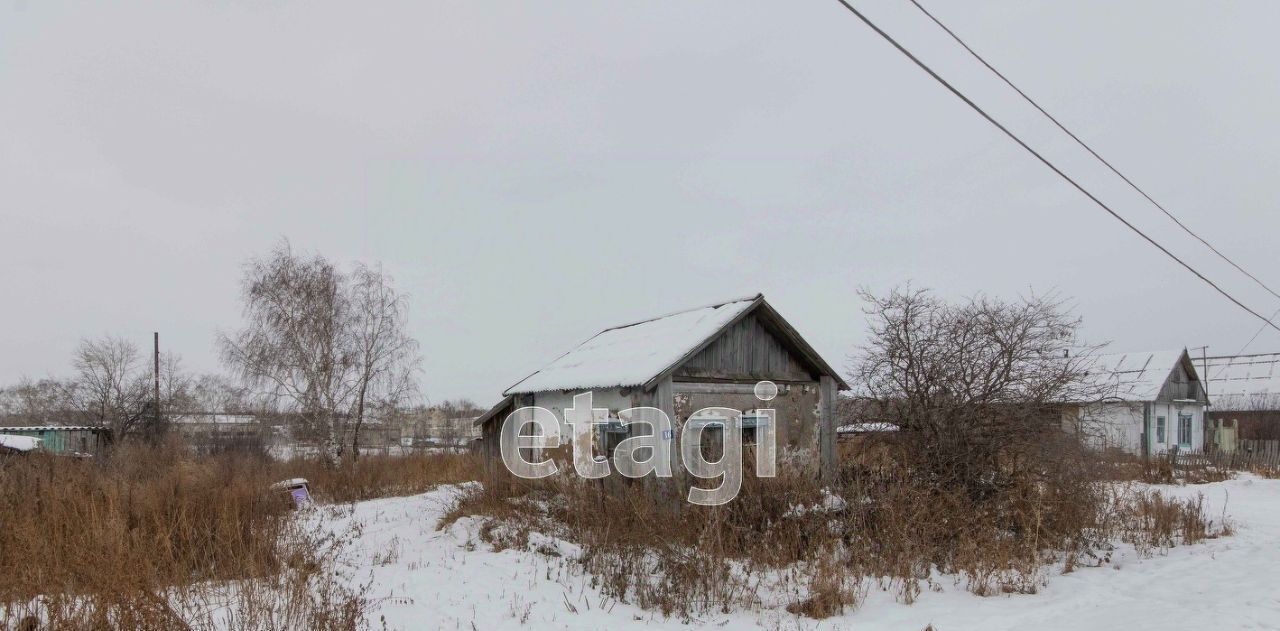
905, 0, 1280, 303
828, 0, 1280, 335
1209, 305, 1280, 381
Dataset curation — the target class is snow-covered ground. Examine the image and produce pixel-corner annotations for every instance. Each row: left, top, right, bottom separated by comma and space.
325, 476, 1280, 630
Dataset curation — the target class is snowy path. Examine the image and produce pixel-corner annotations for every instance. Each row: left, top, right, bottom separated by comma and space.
326, 477, 1280, 630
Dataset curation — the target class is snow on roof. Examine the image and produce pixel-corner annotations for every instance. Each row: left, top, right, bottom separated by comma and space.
270, 478, 310, 491
171, 414, 257, 425
505, 296, 758, 395
1204, 353, 1280, 411
837, 422, 899, 433
1080, 350, 1187, 402
0, 434, 42, 452
0, 426, 107, 432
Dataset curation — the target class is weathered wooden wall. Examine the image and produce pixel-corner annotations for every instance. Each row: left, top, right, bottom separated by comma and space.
674, 313, 815, 383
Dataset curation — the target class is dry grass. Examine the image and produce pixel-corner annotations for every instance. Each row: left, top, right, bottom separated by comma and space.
1097, 452, 1235, 485
0, 441, 482, 629
444, 442, 1228, 621
280, 451, 483, 503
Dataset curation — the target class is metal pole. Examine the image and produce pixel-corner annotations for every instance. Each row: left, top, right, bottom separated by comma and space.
154, 332, 161, 435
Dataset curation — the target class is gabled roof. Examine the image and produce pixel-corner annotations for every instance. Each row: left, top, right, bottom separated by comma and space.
1080, 349, 1195, 402
504, 294, 848, 395
1203, 352, 1280, 411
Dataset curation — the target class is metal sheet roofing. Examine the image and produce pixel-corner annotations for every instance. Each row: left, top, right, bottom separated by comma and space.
1081, 350, 1187, 402
1203, 353, 1280, 411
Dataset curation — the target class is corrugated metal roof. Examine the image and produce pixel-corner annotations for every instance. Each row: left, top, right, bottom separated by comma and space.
1081, 350, 1187, 402
1204, 352, 1280, 411
505, 296, 759, 394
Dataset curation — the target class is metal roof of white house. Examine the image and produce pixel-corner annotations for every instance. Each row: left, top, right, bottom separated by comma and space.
1081, 350, 1188, 402
1203, 352, 1280, 410
505, 296, 758, 395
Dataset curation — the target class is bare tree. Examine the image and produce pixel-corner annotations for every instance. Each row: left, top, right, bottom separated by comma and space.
185, 374, 255, 414
219, 243, 423, 464
0, 377, 82, 426
850, 287, 1105, 494
72, 336, 155, 436
347, 263, 421, 460
219, 242, 359, 463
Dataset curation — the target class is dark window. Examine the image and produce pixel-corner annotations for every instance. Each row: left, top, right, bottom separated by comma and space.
741, 414, 767, 446
699, 425, 724, 462
600, 421, 628, 460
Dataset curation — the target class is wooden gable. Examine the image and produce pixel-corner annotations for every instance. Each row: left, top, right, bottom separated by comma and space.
1156, 353, 1208, 404
672, 312, 819, 383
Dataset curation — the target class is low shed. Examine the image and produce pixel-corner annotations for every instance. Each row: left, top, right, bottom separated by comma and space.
0, 426, 111, 457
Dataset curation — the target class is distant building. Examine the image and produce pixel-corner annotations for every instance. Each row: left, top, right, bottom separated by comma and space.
171, 413, 262, 454
1201, 352, 1280, 448
0, 425, 111, 457
474, 294, 849, 474
1068, 349, 1209, 456
405, 410, 480, 448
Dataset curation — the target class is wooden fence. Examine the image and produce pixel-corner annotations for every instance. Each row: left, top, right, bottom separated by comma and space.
1162, 439, 1280, 473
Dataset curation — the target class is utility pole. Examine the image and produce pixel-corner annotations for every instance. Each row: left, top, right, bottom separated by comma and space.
154, 332, 162, 437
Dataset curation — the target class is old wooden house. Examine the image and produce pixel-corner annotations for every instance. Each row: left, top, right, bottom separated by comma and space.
474, 294, 849, 475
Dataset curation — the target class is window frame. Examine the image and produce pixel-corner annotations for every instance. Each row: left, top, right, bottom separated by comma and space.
1178, 413, 1194, 449
598, 419, 630, 462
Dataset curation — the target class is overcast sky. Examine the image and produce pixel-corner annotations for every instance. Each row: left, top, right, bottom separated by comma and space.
3, 1, 1279, 405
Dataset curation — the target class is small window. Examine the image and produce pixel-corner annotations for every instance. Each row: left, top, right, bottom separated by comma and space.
698, 424, 725, 462
740, 414, 768, 446
1156, 416, 1166, 444
1178, 413, 1193, 448
599, 421, 629, 460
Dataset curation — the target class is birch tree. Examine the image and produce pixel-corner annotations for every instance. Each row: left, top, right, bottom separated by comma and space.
219, 243, 422, 463
348, 263, 421, 460
219, 243, 359, 463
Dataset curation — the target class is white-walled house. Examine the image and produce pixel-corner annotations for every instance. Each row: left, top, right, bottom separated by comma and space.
1071, 349, 1209, 456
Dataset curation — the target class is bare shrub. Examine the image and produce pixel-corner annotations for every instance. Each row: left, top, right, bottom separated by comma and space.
1111, 489, 1216, 552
